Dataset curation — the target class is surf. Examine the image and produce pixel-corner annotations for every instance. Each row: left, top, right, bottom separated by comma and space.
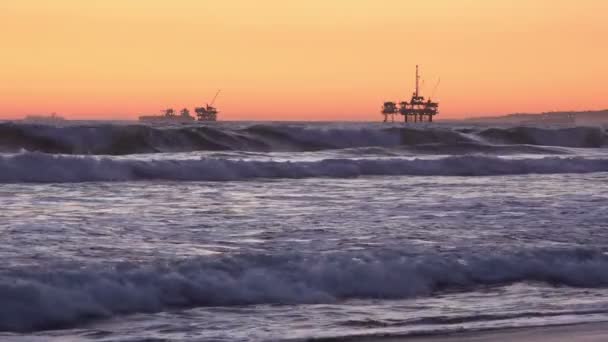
2, 247, 608, 332
1, 152, 608, 183
0, 123, 605, 155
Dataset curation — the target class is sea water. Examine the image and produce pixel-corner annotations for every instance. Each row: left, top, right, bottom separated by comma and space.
0, 121, 607, 341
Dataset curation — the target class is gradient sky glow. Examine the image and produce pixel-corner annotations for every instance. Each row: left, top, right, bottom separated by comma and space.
2, 0, 607, 120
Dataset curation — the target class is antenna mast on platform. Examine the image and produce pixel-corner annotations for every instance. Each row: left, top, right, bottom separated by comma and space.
210, 89, 221, 106
415, 65, 420, 98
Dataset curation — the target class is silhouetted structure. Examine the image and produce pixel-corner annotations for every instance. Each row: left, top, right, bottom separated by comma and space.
383, 66, 439, 123
23, 112, 66, 124
195, 90, 221, 122
180, 108, 191, 118
139, 108, 195, 123
381, 102, 398, 123
138, 90, 222, 123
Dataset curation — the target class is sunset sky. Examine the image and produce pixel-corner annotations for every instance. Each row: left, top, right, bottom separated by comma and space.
2, 0, 607, 121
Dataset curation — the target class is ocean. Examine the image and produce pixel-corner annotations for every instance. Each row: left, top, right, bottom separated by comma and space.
1, 121, 608, 341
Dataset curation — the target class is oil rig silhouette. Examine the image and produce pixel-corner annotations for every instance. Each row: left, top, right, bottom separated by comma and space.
195, 89, 221, 121
382, 66, 439, 123
139, 90, 221, 123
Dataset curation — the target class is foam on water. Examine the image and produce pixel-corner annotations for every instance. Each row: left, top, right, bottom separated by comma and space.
2, 247, 608, 332
2, 122, 608, 340
0, 152, 607, 183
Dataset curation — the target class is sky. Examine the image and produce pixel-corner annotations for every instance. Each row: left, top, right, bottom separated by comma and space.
1, 0, 607, 121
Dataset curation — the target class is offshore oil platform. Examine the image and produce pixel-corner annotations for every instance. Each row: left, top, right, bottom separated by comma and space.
382, 66, 439, 123
139, 90, 221, 123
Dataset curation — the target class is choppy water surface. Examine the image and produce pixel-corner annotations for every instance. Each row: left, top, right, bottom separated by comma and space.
1, 122, 608, 341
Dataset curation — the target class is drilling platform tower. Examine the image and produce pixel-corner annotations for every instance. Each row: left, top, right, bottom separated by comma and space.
382, 66, 439, 123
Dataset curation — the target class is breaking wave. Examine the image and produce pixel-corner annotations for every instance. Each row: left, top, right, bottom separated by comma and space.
0, 123, 605, 155
1, 153, 608, 183
3, 248, 608, 331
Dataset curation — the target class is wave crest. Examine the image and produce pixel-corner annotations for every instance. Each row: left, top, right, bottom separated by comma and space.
1, 123, 605, 155
2, 248, 608, 331
1, 153, 607, 183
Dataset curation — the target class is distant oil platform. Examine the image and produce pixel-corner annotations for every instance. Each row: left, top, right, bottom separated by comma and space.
139, 90, 221, 123
22, 112, 66, 124
382, 66, 439, 123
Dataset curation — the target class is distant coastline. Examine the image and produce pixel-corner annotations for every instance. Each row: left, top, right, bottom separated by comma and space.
457, 109, 608, 125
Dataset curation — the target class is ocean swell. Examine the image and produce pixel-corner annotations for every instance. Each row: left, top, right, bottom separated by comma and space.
0, 153, 607, 183
0, 123, 605, 155
2, 248, 608, 332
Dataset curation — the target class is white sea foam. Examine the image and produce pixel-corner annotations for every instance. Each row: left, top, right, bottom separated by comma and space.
0, 152, 607, 183
1, 248, 607, 331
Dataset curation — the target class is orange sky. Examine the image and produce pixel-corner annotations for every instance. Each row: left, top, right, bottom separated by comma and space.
1, 0, 607, 121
